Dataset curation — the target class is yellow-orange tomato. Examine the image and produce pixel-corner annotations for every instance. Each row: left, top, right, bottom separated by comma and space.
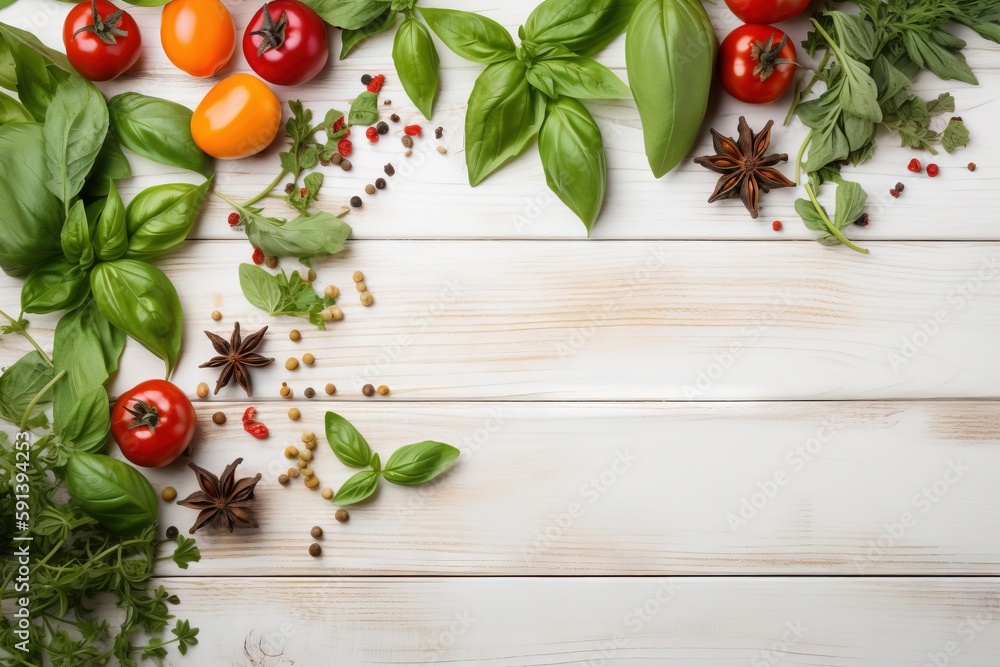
191, 74, 282, 159
161, 0, 235, 77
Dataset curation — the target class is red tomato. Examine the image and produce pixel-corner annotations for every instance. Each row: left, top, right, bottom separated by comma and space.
62, 0, 141, 81
724, 0, 811, 23
719, 24, 798, 105
243, 0, 329, 86
111, 380, 196, 468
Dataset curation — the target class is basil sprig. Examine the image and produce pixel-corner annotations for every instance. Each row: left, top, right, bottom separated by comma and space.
64, 452, 158, 536
325, 411, 460, 506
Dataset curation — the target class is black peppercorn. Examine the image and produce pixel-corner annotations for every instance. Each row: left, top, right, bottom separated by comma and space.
855, 213, 870, 227
361, 74, 372, 85
375, 178, 386, 189
390, 113, 400, 123
895, 182, 905, 193
165, 526, 179, 539
284, 183, 295, 193
304, 387, 316, 398
435, 126, 443, 139
350, 196, 363, 208
377, 121, 389, 135
362, 384, 375, 397
384, 163, 395, 176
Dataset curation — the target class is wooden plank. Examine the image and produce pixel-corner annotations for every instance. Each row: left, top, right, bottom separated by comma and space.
155, 576, 1000, 665
1, 2, 997, 241
4, 240, 1000, 401
125, 401, 1000, 575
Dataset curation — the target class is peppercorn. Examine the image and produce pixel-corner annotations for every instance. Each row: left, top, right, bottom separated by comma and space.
285, 445, 299, 459
165, 526, 179, 539
311, 526, 323, 538
338, 139, 352, 157
401, 135, 413, 149
384, 163, 395, 176
405, 149, 412, 157
890, 188, 900, 198
325, 383, 336, 395
304, 438, 317, 450
302, 353, 315, 366
360, 291, 374, 307
435, 126, 443, 139
288, 467, 300, 478
365, 184, 376, 195
335, 509, 349, 523
366, 126, 379, 143
309, 543, 322, 557
288, 407, 301, 420
362, 384, 375, 397
927, 163, 940, 177
301, 430, 316, 442
212, 411, 227, 425
211, 310, 222, 321
319, 158, 330, 167
907, 158, 922, 173
376, 121, 389, 135
265, 255, 278, 269
377, 385, 390, 396
161, 486, 177, 502
895, 182, 905, 193
771, 220, 782, 232
968, 163, 977, 172
390, 113, 400, 123
321, 487, 334, 500
278, 474, 289, 485
196, 382, 209, 398
290, 329, 301, 341
361, 74, 372, 85
280, 384, 292, 398
304, 387, 316, 399
375, 177, 386, 190
330, 306, 344, 320
341, 159, 353, 171
305, 476, 320, 489
404, 124, 422, 136
286, 357, 299, 371
284, 182, 295, 193
301, 449, 315, 463
437, 146, 447, 154
367, 74, 385, 93
350, 196, 363, 208
228, 212, 240, 226
855, 213, 870, 227
321, 308, 334, 322
324, 285, 339, 298
352, 270, 364, 282
356, 281, 367, 292
331, 153, 342, 165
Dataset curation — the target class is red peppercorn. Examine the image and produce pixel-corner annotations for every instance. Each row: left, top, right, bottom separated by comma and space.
367, 74, 385, 93
338, 139, 353, 157
243, 419, 269, 439
968, 162, 977, 172
907, 158, 922, 173
227, 212, 240, 227
251, 247, 265, 265
889, 188, 900, 198
242, 407, 256, 423
300, 187, 307, 197
927, 163, 940, 177
365, 126, 379, 143
333, 116, 345, 132
404, 124, 422, 136
771, 220, 782, 231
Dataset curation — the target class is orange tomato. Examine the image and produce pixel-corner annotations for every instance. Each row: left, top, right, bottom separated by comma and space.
161, 0, 235, 77
191, 74, 282, 159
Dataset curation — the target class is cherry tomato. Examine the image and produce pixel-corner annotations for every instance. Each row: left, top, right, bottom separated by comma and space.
191, 73, 281, 159
719, 24, 798, 105
243, 0, 329, 87
161, 0, 235, 77
724, 0, 811, 23
111, 380, 196, 468
62, 0, 141, 81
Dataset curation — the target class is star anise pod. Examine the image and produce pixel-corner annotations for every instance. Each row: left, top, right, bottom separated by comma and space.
177, 458, 262, 534
693, 116, 795, 219
199, 322, 273, 396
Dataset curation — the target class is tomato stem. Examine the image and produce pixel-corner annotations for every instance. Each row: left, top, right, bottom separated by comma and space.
124, 399, 160, 433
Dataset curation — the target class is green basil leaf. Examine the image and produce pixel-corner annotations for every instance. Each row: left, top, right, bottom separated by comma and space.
828, 11, 876, 61
333, 469, 380, 506
340, 8, 398, 59
383, 441, 460, 485
287, 171, 323, 215
419, 7, 515, 64
0, 351, 54, 427
465, 59, 544, 186
56, 386, 110, 454
20, 257, 91, 315
44, 75, 108, 204
239, 263, 285, 313
794, 198, 827, 233
834, 55, 883, 123
108, 92, 213, 177
52, 299, 125, 426
93, 179, 129, 261
61, 199, 95, 268
239, 206, 352, 260
124, 179, 211, 260
239, 264, 332, 329
0, 89, 30, 124
903, 31, 977, 85
0, 122, 63, 277
942, 117, 970, 153
528, 55, 629, 99
625, 0, 715, 177
0, 24, 72, 120
64, 452, 157, 536
90, 260, 183, 377
302, 0, 391, 30
84, 133, 132, 197
523, 0, 641, 57
393, 17, 439, 119
325, 411, 374, 468
803, 123, 849, 173
832, 180, 868, 229
348, 90, 379, 126
538, 97, 606, 235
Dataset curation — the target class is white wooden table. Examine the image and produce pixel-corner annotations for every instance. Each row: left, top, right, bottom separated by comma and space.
4, 1, 1000, 664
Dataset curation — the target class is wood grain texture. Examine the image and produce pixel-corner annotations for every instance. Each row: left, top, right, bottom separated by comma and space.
156, 577, 1000, 666
137, 400, 1000, 576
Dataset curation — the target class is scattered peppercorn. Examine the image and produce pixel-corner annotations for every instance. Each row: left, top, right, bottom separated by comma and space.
341, 159, 353, 171
252, 247, 265, 265
360, 291, 374, 307
367, 74, 385, 93
927, 163, 940, 177
771, 220, 782, 232
286, 357, 299, 371
404, 149, 412, 157
284, 183, 295, 194
895, 182, 905, 193
907, 158, 922, 173
362, 384, 375, 397
161, 487, 177, 502
384, 99, 391, 105
325, 383, 336, 395
330, 306, 344, 320
365, 184, 376, 195
855, 213, 870, 227
211, 310, 222, 321
356, 281, 367, 292
320, 158, 330, 167
285, 446, 299, 459
366, 126, 379, 143
321, 308, 334, 322
377, 385, 390, 396
311, 526, 323, 538
303, 353, 315, 366
228, 212, 240, 226
278, 474, 289, 485
280, 385, 292, 397
351, 196, 363, 208
361, 74, 372, 85
331, 153, 342, 165
335, 509, 349, 523
304, 387, 316, 399
302, 430, 316, 443
435, 126, 443, 139
290, 329, 301, 341
288, 407, 301, 420
338, 139, 352, 157
401, 135, 413, 149
287, 467, 300, 478
165, 526, 179, 539
437, 146, 447, 154
404, 124, 421, 136
324, 285, 339, 299
321, 487, 334, 499
352, 270, 364, 282
390, 113, 400, 123
300, 449, 314, 462
890, 188, 900, 198
265, 255, 278, 269
377, 121, 389, 135
212, 411, 226, 425
309, 543, 322, 557
384, 163, 395, 176
196, 382, 209, 398
968, 162, 977, 172
305, 476, 320, 489
375, 177, 386, 190
300, 466, 313, 477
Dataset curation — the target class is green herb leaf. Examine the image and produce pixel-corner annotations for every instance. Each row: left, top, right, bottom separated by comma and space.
832, 180, 868, 229
0, 24, 72, 121
828, 11, 876, 61
340, 8, 398, 59
61, 199, 95, 268
348, 90, 379, 126
20, 257, 91, 315
0, 89, 30, 123
419, 7, 515, 64
93, 179, 129, 261
903, 30, 977, 85
108, 92, 213, 177
393, 16, 439, 119
237, 204, 352, 261
172, 535, 201, 569
124, 179, 212, 260
528, 55, 629, 99
302, 0, 391, 30
239, 263, 332, 329
383, 441, 460, 485
333, 469, 380, 506
523, 0, 641, 57
287, 172, 323, 215
84, 133, 133, 197
325, 411, 374, 468
64, 451, 157, 536
56, 386, 111, 454
0, 350, 54, 427
43, 75, 108, 205
942, 117, 970, 152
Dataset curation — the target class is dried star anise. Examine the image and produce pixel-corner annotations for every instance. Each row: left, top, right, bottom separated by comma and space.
177, 458, 262, 534
199, 322, 273, 396
693, 116, 795, 219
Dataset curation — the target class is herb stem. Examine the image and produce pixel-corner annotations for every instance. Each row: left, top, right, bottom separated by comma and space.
795, 130, 812, 185
19, 370, 66, 431
803, 182, 869, 255
0, 308, 53, 366
244, 170, 289, 208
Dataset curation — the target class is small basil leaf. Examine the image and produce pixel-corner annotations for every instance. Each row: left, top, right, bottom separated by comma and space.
538, 97, 606, 235
64, 452, 157, 536
108, 92, 213, 177
20, 257, 91, 315
348, 90, 379, 126
302, 0, 392, 30
527, 56, 630, 100
93, 179, 129, 261
0, 89, 31, 124
239, 263, 285, 314
333, 469, 380, 506
383, 441, 460, 486
393, 16, 439, 119
942, 117, 970, 152
236, 204, 351, 260
523, 0, 641, 57
56, 386, 111, 454
832, 180, 868, 229
90, 260, 183, 377
0, 350, 54, 426
61, 199, 95, 268
43, 75, 108, 204
340, 8, 398, 59
419, 7, 515, 64
124, 179, 212, 260
325, 411, 374, 468
370, 452, 382, 473
84, 133, 132, 197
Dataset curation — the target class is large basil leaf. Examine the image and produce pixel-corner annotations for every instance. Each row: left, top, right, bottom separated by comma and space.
383, 441, 460, 485
0, 351, 53, 428
0, 90, 30, 124
108, 92, 213, 177
523, 0, 641, 56
0, 123, 64, 277
84, 133, 132, 197
20, 258, 90, 315
340, 8, 397, 59
465, 60, 544, 186
325, 411, 374, 468
93, 179, 129, 261
538, 97, 606, 235
44, 75, 108, 204
64, 452, 157, 536
52, 299, 125, 426
392, 17, 439, 119
56, 386, 111, 454
303, 0, 391, 30
527, 55, 630, 99
333, 469, 380, 506
124, 180, 211, 260
61, 199, 95, 268
420, 7, 514, 64
0, 24, 72, 120
625, 0, 715, 177
90, 260, 183, 377
234, 202, 352, 260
